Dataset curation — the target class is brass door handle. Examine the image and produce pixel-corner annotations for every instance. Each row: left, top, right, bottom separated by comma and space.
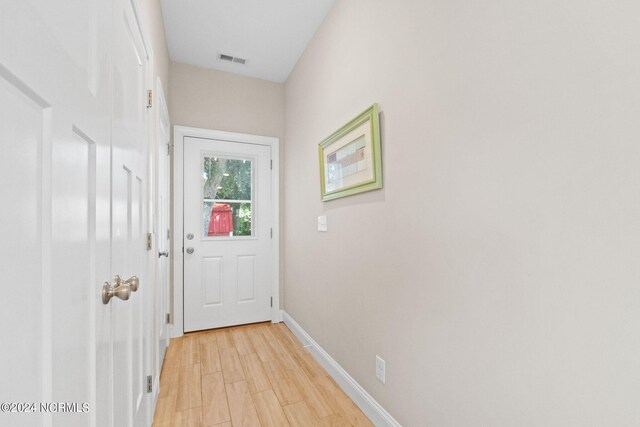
113, 274, 139, 292
102, 282, 131, 304
101, 275, 139, 304
125, 275, 139, 292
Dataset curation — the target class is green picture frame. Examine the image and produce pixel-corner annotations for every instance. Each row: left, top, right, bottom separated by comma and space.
318, 103, 382, 201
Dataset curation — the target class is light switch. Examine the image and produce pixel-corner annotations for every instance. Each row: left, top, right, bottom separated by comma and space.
376, 356, 386, 384
318, 215, 327, 232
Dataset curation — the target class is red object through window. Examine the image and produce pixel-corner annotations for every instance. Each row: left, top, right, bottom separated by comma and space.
208, 203, 234, 236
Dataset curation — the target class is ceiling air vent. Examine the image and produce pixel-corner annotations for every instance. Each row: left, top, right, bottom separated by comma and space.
218, 53, 247, 65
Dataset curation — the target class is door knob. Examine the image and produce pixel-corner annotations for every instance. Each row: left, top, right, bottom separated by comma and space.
113, 274, 139, 292
126, 276, 139, 292
102, 281, 132, 304
186, 247, 194, 254
158, 250, 169, 258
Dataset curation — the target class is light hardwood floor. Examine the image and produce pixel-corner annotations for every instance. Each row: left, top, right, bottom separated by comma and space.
153, 322, 373, 427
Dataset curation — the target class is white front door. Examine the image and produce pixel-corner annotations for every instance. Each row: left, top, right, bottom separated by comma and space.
0, 0, 150, 426
183, 136, 273, 332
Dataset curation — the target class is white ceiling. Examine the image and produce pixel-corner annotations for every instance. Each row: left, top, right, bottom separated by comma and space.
160, 0, 336, 83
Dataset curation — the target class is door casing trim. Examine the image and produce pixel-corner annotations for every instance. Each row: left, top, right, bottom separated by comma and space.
172, 125, 281, 337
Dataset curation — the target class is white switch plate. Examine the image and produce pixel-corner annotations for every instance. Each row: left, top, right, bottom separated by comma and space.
376, 355, 386, 384
318, 215, 327, 232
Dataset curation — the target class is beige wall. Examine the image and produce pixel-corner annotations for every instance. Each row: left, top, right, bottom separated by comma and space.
169, 61, 284, 138
283, 0, 640, 425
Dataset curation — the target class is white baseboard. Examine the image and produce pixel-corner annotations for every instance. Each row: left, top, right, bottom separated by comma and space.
282, 311, 401, 427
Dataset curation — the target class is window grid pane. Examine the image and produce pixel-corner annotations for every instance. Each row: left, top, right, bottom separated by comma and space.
202, 155, 253, 237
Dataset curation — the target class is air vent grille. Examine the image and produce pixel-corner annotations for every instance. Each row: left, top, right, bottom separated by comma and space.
218, 53, 247, 65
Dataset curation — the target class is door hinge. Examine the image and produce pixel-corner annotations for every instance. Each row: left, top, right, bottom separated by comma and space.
166, 313, 171, 324
146, 90, 153, 109
167, 142, 171, 155
270, 159, 273, 170
146, 375, 153, 393
270, 228, 273, 239
270, 297, 273, 308
167, 229, 170, 240
146, 233, 153, 250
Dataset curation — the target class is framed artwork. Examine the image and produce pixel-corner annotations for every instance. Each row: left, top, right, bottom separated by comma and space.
318, 103, 382, 201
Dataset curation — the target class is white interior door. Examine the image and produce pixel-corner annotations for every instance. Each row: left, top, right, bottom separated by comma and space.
183, 137, 273, 332
1, 0, 150, 426
154, 79, 171, 389
110, 0, 150, 425
0, 1, 112, 427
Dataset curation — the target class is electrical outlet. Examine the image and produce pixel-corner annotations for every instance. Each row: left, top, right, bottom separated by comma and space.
375, 355, 386, 384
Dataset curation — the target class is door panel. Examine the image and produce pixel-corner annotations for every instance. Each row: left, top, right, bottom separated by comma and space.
183, 137, 273, 332
204, 257, 223, 304
237, 256, 256, 301
0, 66, 49, 425
51, 128, 97, 427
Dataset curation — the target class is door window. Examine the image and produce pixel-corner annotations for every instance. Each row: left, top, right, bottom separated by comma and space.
202, 154, 253, 238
